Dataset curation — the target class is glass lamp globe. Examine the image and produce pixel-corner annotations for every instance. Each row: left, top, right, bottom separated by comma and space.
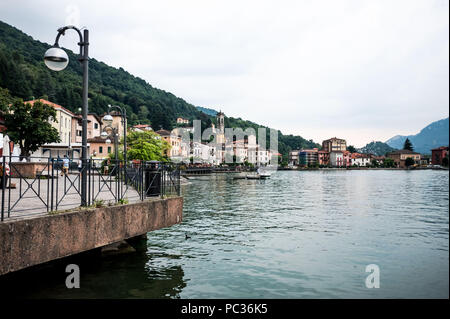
44, 47, 69, 71
105, 139, 112, 144
102, 114, 114, 126
100, 131, 108, 139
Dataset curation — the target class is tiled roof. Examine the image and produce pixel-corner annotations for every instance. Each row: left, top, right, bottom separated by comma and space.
87, 137, 108, 143
431, 146, 449, 151
387, 149, 420, 155
24, 99, 76, 116
155, 129, 171, 136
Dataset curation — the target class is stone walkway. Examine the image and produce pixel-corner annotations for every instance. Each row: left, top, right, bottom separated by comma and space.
1, 173, 141, 221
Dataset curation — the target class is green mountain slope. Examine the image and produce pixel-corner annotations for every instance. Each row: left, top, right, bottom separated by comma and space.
196, 106, 217, 116
358, 141, 396, 156
0, 19, 318, 160
0, 20, 203, 130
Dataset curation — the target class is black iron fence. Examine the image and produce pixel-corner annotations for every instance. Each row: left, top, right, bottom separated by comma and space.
0, 156, 181, 221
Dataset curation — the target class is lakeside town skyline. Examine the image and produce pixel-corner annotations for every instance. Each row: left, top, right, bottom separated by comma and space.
1, 98, 448, 169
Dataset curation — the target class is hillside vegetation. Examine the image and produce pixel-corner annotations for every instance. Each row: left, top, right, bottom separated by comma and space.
0, 20, 319, 160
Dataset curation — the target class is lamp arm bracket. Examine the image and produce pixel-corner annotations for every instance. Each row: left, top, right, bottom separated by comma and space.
54, 25, 86, 59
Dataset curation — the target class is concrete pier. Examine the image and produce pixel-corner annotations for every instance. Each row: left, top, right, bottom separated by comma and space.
0, 196, 183, 276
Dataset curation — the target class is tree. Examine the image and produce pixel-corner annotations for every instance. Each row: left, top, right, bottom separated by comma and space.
383, 158, 395, 168
442, 156, 449, 167
2, 99, 60, 160
125, 130, 170, 162
405, 157, 415, 167
347, 145, 357, 153
403, 138, 414, 151
137, 105, 150, 124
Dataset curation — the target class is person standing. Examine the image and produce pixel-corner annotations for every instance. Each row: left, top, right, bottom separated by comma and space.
78, 158, 83, 176
61, 155, 70, 177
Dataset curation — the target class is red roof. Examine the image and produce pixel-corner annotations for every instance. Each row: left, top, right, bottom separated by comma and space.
24, 99, 76, 116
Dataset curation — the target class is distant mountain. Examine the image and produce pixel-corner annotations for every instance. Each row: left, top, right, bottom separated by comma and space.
385, 117, 449, 154
358, 141, 396, 156
196, 106, 217, 116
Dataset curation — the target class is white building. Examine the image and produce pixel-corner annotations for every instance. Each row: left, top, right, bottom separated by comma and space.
330, 151, 345, 167
192, 142, 214, 163
351, 154, 371, 166
131, 124, 153, 132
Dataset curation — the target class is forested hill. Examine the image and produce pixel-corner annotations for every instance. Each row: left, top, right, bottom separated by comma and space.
357, 141, 396, 156
0, 20, 319, 160
0, 20, 207, 130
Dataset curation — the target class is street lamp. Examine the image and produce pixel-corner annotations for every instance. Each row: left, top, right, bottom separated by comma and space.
103, 104, 127, 181
101, 126, 119, 163
44, 25, 89, 206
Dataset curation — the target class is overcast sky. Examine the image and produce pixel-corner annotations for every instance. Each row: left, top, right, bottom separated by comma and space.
0, 0, 448, 147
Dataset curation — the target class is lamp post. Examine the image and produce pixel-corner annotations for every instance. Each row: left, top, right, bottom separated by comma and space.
101, 126, 119, 198
44, 25, 89, 206
100, 128, 119, 163
104, 105, 127, 181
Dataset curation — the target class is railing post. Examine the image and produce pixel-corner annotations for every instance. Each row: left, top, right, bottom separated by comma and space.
178, 165, 181, 196
51, 158, 54, 212
47, 157, 50, 212
140, 162, 144, 201
88, 158, 91, 206
1, 156, 5, 221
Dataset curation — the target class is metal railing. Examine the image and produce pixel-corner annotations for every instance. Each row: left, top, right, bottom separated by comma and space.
0, 156, 181, 221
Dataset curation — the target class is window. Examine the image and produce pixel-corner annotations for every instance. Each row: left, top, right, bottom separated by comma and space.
94, 123, 98, 129
99, 146, 103, 154
108, 147, 112, 154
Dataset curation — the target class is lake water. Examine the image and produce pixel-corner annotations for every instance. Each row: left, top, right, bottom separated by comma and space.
3, 170, 449, 298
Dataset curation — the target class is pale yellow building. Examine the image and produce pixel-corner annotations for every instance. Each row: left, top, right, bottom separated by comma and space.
25, 99, 82, 159
156, 129, 181, 158
322, 137, 347, 152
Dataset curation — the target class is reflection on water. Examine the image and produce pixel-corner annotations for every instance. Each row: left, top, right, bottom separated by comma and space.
1, 170, 448, 298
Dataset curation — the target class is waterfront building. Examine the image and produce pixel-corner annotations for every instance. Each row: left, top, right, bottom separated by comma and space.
299, 148, 319, 167
330, 151, 345, 167
192, 142, 214, 164
431, 146, 449, 165
386, 149, 421, 168
209, 111, 226, 164
322, 137, 347, 152
231, 139, 248, 163
351, 153, 371, 166
419, 155, 431, 166
318, 150, 330, 166
156, 129, 182, 158
289, 150, 300, 166
343, 150, 352, 167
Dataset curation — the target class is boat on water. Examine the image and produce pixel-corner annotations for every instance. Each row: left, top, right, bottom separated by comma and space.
246, 168, 271, 180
